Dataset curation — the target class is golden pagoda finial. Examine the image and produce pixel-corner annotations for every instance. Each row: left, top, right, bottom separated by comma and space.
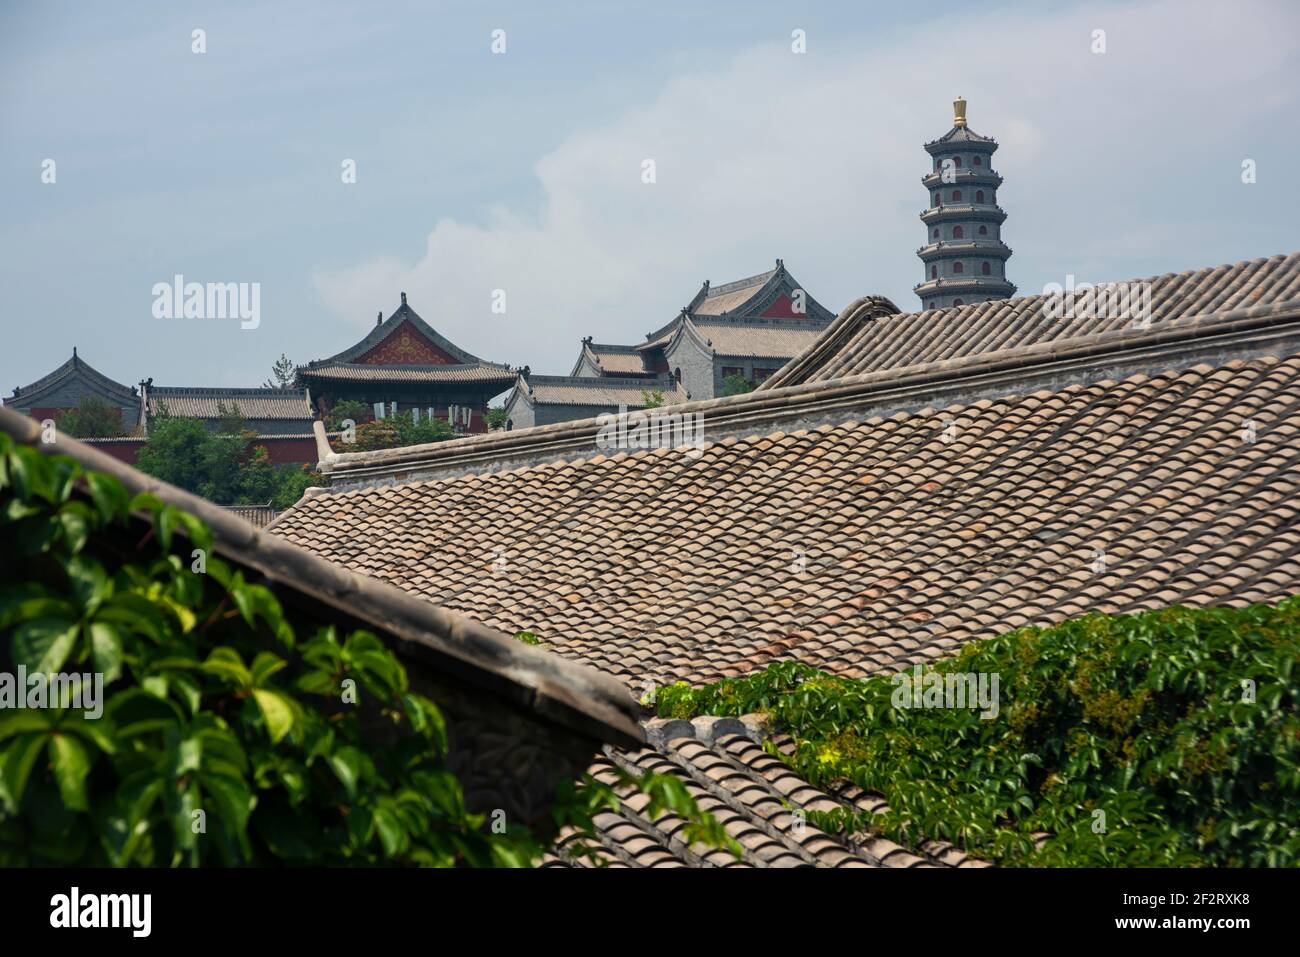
953, 95, 967, 128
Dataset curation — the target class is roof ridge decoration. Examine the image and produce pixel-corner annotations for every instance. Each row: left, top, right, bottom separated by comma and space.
300, 295, 502, 370
149, 384, 310, 396
758, 296, 902, 391
640, 260, 835, 343
507, 371, 686, 411
9, 351, 138, 403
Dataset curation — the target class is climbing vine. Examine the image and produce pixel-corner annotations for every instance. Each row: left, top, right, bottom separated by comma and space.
655, 601, 1300, 866
0, 433, 732, 866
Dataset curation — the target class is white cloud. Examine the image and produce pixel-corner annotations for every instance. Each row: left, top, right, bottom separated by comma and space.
312, 0, 1299, 374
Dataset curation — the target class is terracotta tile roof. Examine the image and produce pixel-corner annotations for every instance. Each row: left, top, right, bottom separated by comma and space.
270, 353, 1300, 687
766, 253, 1300, 390
543, 720, 991, 868
147, 386, 313, 421
296, 362, 516, 385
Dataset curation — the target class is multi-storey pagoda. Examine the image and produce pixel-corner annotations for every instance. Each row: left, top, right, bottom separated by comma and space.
915, 97, 1015, 310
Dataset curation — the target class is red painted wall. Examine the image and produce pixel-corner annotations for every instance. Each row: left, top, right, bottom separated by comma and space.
82, 439, 144, 464
760, 293, 809, 319
254, 437, 321, 465
357, 323, 458, 365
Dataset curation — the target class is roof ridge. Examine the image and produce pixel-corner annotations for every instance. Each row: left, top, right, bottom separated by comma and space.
704, 267, 778, 297
307, 296, 1300, 482
0, 405, 643, 748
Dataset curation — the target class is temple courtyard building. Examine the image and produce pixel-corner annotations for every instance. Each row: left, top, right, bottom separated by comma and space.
297, 293, 516, 435
504, 259, 837, 429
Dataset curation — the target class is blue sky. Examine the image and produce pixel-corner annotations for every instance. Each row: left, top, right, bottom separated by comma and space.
2, 0, 1297, 398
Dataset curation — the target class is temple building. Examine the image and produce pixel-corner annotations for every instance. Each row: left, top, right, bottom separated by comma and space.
296, 293, 516, 434
5, 351, 319, 465
143, 384, 314, 436
502, 372, 686, 431
584, 260, 835, 398
496, 260, 832, 429
915, 97, 1015, 310
6, 349, 142, 432
504, 260, 835, 429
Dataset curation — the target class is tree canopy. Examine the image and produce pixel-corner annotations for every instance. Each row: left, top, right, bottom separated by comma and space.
136, 406, 319, 509
54, 395, 127, 439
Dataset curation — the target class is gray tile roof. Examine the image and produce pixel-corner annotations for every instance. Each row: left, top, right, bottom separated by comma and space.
765, 253, 1300, 390
147, 386, 313, 421
297, 362, 516, 385
303, 297, 498, 368
220, 503, 278, 528
8, 351, 137, 405
270, 352, 1300, 688
693, 269, 778, 316
580, 343, 654, 376
522, 375, 686, 407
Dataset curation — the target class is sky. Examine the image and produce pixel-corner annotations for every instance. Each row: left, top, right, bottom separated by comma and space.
2, 0, 1297, 399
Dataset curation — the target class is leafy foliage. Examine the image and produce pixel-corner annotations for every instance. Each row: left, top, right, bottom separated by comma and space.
654, 603, 1300, 866
0, 436, 732, 866
262, 353, 297, 390
721, 374, 754, 396
325, 400, 372, 432
486, 407, 507, 431
54, 395, 127, 439
351, 411, 455, 451
640, 389, 665, 410
136, 413, 320, 509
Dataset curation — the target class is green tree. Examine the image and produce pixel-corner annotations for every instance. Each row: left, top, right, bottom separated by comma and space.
325, 400, 371, 432
263, 353, 297, 390
353, 411, 455, 452
136, 417, 245, 503
270, 462, 323, 510
137, 414, 322, 507
721, 374, 754, 397
54, 395, 126, 439
486, 407, 507, 430
641, 389, 665, 410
